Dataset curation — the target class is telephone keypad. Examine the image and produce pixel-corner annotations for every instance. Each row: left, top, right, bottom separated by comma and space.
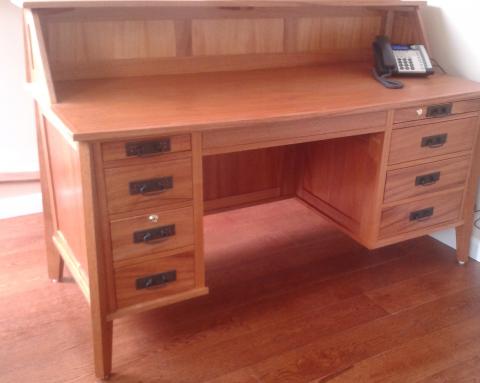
393, 49, 428, 74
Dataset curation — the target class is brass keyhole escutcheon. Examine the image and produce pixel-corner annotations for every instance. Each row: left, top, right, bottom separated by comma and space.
148, 214, 159, 223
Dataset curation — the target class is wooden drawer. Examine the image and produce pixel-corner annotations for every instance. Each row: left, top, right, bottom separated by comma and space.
203, 111, 387, 154
102, 135, 191, 162
104, 157, 193, 214
379, 192, 463, 239
110, 206, 194, 263
389, 117, 478, 165
394, 99, 480, 124
384, 156, 470, 203
114, 251, 195, 309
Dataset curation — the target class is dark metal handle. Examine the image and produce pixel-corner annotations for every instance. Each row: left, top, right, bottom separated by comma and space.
129, 176, 173, 195
421, 133, 448, 148
426, 103, 452, 118
136, 270, 177, 290
409, 207, 434, 222
133, 224, 176, 244
125, 138, 171, 157
415, 172, 441, 187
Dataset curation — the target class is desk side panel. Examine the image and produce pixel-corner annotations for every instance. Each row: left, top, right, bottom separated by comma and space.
298, 133, 385, 246
44, 118, 90, 282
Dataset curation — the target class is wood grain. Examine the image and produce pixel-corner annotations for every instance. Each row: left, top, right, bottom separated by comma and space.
104, 157, 193, 214
50, 64, 480, 142
379, 191, 463, 239
4, 201, 480, 382
114, 251, 195, 308
203, 111, 387, 154
393, 98, 480, 124
456, 116, 480, 263
44, 118, 89, 273
296, 15, 382, 51
101, 134, 191, 162
299, 134, 383, 245
192, 18, 284, 56
384, 155, 470, 204
24, 9, 57, 104
110, 205, 194, 263
35, 105, 63, 281
12, 0, 428, 9
203, 146, 292, 205
389, 116, 478, 165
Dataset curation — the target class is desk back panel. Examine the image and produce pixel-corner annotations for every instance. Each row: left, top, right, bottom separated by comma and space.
203, 146, 298, 213
29, 5, 424, 86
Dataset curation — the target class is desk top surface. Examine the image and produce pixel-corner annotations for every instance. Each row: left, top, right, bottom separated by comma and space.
51, 63, 480, 141
13, 0, 426, 9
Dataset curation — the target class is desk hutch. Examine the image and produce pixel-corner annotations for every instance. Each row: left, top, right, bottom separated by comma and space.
11, 0, 480, 378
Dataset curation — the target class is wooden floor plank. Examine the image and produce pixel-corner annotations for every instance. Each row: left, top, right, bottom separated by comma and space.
418, 355, 480, 383
322, 316, 480, 383
1, 199, 479, 383
366, 262, 480, 313
212, 287, 480, 383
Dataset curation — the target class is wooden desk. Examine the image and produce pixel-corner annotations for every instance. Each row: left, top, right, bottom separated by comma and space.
13, 0, 480, 378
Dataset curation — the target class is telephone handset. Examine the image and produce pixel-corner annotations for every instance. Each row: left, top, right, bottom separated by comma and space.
372, 36, 433, 89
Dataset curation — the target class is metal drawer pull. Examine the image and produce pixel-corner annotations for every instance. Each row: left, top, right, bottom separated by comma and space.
415, 172, 441, 187
426, 103, 452, 118
125, 138, 171, 157
129, 176, 173, 195
421, 133, 448, 148
133, 224, 176, 244
409, 207, 434, 222
136, 270, 177, 290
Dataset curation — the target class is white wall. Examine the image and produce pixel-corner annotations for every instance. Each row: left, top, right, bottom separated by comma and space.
422, 0, 480, 256
0, 0, 37, 173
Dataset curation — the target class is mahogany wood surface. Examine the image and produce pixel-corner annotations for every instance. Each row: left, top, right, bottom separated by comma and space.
379, 191, 463, 239
12, 0, 428, 10
388, 116, 478, 165
384, 155, 470, 204
44, 118, 89, 274
102, 134, 191, 162
3, 203, 480, 382
393, 99, 480, 124
110, 205, 194, 263
104, 157, 194, 214
34, 103, 63, 281
299, 134, 383, 245
114, 251, 195, 308
50, 64, 480, 141
12, 1, 480, 379
203, 146, 294, 211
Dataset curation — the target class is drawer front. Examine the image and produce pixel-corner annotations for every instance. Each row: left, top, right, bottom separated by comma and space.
203, 111, 387, 153
102, 135, 191, 162
384, 156, 470, 203
394, 99, 480, 124
104, 157, 193, 214
389, 117, 478, 164
110, 206, 194, 263
380, 192, 463, 239
115, 251, 195, 308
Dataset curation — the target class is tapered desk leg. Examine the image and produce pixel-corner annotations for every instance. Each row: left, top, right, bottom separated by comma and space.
91, 315, 113, 380
35, 102, 64, 282
456, 225, 472, 265
456, 119, 480, 265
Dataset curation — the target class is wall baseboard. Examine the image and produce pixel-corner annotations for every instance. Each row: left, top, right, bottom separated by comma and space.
0, 171, 40, 183
470, 233, 480, 262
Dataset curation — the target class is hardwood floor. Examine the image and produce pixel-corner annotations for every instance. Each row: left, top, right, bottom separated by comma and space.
1, 198, 480, 383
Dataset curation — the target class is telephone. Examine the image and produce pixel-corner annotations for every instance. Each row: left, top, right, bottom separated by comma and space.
372, 35, 433, 89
